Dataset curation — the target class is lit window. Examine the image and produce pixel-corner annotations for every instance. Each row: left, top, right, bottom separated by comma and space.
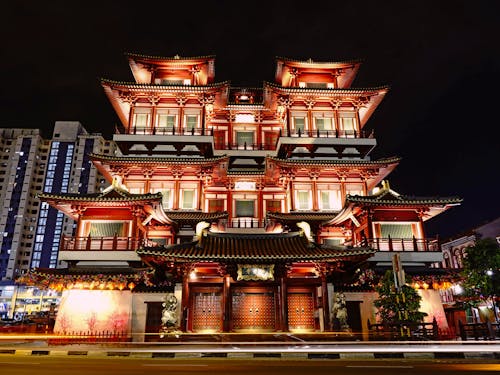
319, 190, 341, 210
185, 115, 198, 130
157, 114, 176, 128
296, 191, 311, 210
181, 189, 195, 209
161, 190, 172, 209
235, 200, 255, 217
236, 131, 254, 147
293, 117, 306, 133
315, 117, 333, 131
134, 113, 148, 127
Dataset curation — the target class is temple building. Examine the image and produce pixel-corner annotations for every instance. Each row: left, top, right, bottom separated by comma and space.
23, 54, 461, 340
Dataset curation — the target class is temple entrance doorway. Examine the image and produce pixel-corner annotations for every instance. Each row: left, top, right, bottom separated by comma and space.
287, 287, 316, 332
190, 287, 223, 332
231, 287, 277, 332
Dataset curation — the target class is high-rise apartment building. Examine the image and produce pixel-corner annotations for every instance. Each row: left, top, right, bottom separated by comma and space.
0, 122, 115, 281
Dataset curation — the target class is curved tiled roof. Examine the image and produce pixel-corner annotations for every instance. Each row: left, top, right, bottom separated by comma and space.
276, 56, 363, 66
90, 153, 227, 166
165, 211, 228, 223
138, 231, 374, 262
38, 190, 163, 203
267, 211, 339, 222
264, 81, 389, 94
268, 156, 401, 167
126, 53, 216, 61
347, 194, 463, 206
101, 78, 229, 91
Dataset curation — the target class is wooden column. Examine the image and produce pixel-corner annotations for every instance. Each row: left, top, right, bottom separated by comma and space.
321, 276, 330, 331
222, 274, 231, 332
289, 179, 295, 211
181, 273, 190, 332
280, 276, 288, 332
197, 178, 203, 210
173, 178, 180, 210
312, 176, 318, 211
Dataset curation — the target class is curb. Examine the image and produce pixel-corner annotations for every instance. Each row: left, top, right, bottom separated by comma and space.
0, 349, 499, 360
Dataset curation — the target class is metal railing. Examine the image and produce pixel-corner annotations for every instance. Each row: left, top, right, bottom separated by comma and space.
60, 235, 153, 251
282, 128, 374, 139
223, 218, 267, 229
357, 237, 440, 252
127, 126, 211, 136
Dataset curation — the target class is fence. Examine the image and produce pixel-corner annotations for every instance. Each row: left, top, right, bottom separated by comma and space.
367, 318, 439, 340
458, 320, 500, 340
47, 331, 131, 345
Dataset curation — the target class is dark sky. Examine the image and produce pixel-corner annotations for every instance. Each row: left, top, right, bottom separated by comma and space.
1, 1, 499, 239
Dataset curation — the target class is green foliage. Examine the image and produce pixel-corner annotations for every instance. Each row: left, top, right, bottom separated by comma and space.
461, 238, 500, 302
374, 270, 427, 323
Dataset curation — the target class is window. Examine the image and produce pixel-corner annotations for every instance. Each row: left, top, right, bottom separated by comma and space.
346, 184, 364, 197
236, 131, 254, 147
89, 222, 124, 237
181, 189, 195, 209
208, 199, 224, 213
319, 190, 341, 210
134, 113, 149, 128
307, 82, 327, 88
296, 191, 311, 210
293, 117, 306, 133
157, 114, 176, 129
266, 200, 281, 213
161, 190, 172, 209
161, 79, 184, 85
235, 200, 255, 217
380, 224, 413, 238
314, 117, 333, 131
185, 115, 198, 130
339, 112, 357, 136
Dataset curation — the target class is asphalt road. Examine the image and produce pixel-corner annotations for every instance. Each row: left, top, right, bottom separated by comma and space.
0, 357, 499, 375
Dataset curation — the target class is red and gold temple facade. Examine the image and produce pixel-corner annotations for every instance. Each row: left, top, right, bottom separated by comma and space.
29, 54, 461, 339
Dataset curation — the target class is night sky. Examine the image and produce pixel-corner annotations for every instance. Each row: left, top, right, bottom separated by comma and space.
2, 1, 499, 239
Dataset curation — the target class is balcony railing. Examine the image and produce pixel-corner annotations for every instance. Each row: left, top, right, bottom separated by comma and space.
222, 218, 267, 229
60, 235, 154, 251
281, 128, 374, 139
357, 237, 439, 252
223, 142, 276, 151
126, 127, 211, 136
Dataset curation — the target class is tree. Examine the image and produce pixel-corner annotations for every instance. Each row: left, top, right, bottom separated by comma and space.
460, 238, 500, 307
374, 270, 427, 324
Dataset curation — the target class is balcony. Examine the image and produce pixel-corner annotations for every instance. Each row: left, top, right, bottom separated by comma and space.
358, 237, 443, 265
276, 129, 376, 159
113, 127, 215, 156
283, 128, 374, 139
58, 236, 153, 263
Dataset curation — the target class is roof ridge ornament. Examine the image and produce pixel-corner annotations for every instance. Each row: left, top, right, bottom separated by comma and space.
102, 175, 129, 195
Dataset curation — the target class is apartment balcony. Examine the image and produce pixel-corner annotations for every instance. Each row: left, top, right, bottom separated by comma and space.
58, 236, 150, 263
359, 237, 443, 265
276, 128, 376, 158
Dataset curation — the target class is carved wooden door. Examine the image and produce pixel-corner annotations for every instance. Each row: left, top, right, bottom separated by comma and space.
191, 289, 223, 332
231, 288, 276, 331
287, 291, 315, 331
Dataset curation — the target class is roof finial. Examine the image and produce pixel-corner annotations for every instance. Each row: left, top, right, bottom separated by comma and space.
174, 54, 180, 59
